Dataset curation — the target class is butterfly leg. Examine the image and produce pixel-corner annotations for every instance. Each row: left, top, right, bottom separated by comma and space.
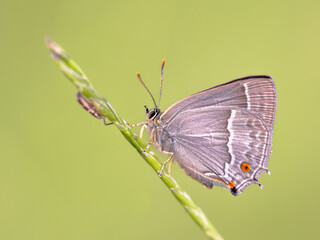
143, 138, 152, 152
139, 124, 147, 139
131, 122, 146, 127
126, 121, 148, 140
159, 154, 173, 177
127, 121, 147, 128
168, 157, 174, 176
103, 119, 113, 126
142, 128, 154, 152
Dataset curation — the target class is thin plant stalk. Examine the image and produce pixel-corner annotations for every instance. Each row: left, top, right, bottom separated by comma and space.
45, 38, 224, 240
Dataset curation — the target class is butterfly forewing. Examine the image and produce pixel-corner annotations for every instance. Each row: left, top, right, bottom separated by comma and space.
161, 75, 276, 130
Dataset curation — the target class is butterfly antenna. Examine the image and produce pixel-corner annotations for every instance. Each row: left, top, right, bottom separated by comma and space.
137, 72, 157, 108
157, 59, 165, 108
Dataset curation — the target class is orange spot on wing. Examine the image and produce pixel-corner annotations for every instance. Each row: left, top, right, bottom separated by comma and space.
213, 177, 224, 183
214, 177, 236, 190
241, 163, 251, 172
214, 177, 236, 188
227, 181, 236, 189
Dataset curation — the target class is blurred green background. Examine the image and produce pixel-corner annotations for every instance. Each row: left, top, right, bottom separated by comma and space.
1, 0, 319, 239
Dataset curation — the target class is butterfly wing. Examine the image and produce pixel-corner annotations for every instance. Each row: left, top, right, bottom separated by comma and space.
159, 76, 276, 195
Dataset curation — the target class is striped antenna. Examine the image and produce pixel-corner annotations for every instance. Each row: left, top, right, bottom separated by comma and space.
137, 72, 157, 108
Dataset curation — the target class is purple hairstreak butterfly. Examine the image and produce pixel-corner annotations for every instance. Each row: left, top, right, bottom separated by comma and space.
135, 59, 277, 196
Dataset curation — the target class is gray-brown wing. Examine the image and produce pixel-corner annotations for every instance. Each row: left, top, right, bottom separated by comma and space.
161, 75, 276, 130
165, 106, 272, 196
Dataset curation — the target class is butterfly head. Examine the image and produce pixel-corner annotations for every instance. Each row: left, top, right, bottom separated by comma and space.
144, 105, 160, 121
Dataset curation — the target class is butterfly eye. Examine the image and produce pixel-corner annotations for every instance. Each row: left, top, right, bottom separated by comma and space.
241, 163, 251, 172
147, 109, 159, 120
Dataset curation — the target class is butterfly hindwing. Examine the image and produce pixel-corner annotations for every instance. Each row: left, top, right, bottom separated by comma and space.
162, 106, 272, 195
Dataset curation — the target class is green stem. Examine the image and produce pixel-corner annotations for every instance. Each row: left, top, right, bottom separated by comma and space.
45, 37, 224, 240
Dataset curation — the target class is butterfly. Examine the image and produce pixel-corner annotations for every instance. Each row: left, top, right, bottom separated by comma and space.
137, 60, 276, 196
